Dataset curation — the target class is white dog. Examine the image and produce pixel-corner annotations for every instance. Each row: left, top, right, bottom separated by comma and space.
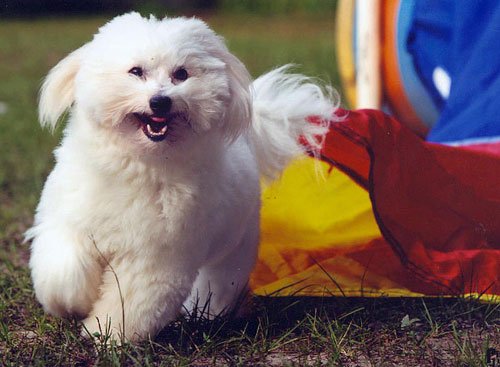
26, 12, 336, 343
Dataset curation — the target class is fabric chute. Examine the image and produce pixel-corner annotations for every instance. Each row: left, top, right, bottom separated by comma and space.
251, 109, 500, 298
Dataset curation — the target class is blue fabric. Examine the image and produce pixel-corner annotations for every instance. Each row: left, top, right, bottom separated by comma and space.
406, 0, 500, 142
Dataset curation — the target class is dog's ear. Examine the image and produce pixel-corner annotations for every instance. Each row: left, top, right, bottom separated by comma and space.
39, 44, 87, 130
220, 52, 252, 141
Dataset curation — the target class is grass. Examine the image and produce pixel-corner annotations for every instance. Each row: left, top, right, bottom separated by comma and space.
1, 10, 500, 367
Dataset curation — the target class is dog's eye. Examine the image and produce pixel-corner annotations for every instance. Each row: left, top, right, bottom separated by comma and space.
128, 67, 144, 78
172, 68, 188, 82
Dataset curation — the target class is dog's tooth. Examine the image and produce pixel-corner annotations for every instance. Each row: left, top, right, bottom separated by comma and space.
146, 123, 168, 137
147, 124, 154, 135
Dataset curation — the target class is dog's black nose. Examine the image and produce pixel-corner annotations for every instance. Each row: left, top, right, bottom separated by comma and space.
150, 96, 172, 115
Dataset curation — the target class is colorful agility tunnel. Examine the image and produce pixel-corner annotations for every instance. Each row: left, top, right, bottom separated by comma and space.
250, 1, 500, 298
335, 0, 439, 136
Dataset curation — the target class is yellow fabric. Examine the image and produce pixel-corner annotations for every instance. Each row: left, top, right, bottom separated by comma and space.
249, 157, 421, 297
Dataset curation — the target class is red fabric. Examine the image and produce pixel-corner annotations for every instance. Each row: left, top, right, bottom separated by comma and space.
311, 109, 500, 295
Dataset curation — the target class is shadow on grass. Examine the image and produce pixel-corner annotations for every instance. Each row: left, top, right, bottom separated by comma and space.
151, 294, 500, 365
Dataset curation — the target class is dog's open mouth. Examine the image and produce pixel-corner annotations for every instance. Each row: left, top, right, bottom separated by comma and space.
134, 113, 171, 142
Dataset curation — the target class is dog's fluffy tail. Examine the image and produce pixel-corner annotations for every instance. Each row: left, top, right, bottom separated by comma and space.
249, 65, 339, 181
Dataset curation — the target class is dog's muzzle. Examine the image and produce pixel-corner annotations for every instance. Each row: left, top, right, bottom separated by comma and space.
134, 96, 173, 142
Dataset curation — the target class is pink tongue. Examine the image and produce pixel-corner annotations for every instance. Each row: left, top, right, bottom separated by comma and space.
151, 116, 166, 123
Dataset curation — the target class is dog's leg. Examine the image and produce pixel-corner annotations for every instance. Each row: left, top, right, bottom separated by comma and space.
184, 211, 260, 318
29, 228, 103, 319
82, 252, 198, 343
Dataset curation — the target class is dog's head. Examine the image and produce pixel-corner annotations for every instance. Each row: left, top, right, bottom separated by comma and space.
39, 12, 252, 149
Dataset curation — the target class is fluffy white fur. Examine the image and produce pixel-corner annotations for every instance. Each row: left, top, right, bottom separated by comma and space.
26, 12, 337, 343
